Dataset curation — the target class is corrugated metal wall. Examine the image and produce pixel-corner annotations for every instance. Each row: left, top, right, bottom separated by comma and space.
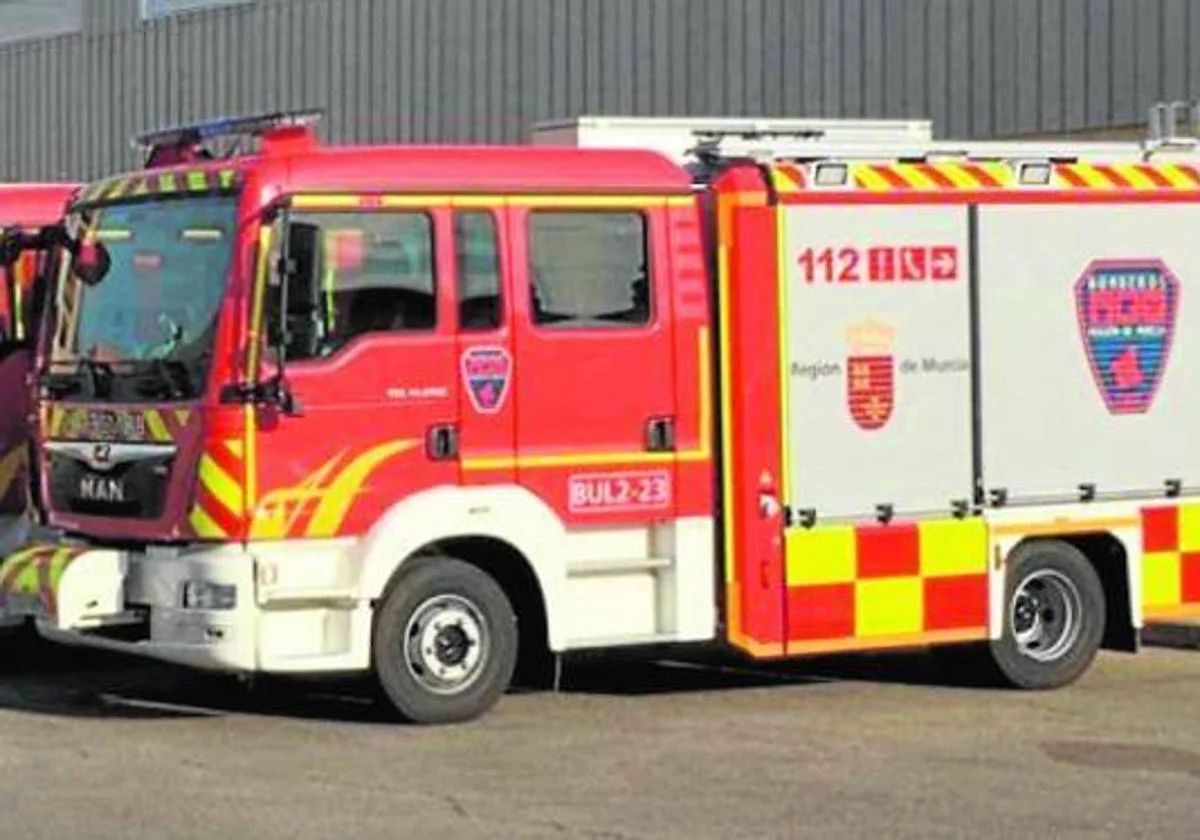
3, 0, 1200, 180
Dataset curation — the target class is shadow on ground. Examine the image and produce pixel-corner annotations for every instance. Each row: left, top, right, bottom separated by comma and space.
0, 631, 1010, 725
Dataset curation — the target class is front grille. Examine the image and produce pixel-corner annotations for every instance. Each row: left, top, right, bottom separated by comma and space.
48, 450, 173, 520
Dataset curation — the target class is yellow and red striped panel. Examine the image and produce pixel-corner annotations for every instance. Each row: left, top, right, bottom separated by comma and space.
850, 161, 1012, 191
773, 161, 1200, 193
0, 543, 88, 619
189, 437, 246, 540
784, 517, 989, 652
769, 163, 807, 194
1055, 162, 1200, 191
1141, 504, 1200, 620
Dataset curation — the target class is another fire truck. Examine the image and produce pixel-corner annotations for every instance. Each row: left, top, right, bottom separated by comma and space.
0, 183, 76, 558
4, 109, 1200, 723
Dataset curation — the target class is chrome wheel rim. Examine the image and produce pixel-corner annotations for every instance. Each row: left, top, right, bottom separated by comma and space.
403, 594, 489, 695
1010, 569, 1082, 663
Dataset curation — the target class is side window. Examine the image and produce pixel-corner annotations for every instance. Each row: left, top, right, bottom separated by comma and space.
455, 211, 501, 330
528, 211, 650, 328
272, 211, 435, 361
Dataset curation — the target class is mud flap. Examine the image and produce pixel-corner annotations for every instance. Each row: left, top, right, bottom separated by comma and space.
0, 544, 131, 631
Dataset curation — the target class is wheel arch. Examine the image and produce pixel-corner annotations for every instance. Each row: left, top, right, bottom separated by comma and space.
353, 485, 569, 651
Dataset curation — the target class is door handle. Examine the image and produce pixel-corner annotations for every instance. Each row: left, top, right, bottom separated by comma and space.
426, 424, 459, 461
645, 416, 675, 452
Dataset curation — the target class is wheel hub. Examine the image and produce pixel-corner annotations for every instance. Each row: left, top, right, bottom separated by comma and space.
403, 595, 489, 695
1010, 569, 1082, 663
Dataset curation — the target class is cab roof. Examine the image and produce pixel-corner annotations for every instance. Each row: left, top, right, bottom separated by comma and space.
0, 183, 77, 226
260, 144, 693, 196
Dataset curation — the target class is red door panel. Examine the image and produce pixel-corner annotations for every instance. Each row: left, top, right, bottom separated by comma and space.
249, 208, 459, 541
508, 204, 677, 526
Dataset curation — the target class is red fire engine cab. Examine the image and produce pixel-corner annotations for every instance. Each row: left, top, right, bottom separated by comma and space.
5, 109, 1200, 723
0, 183, 77, 556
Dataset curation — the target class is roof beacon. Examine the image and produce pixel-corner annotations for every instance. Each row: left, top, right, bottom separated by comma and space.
136, 108, 324, 168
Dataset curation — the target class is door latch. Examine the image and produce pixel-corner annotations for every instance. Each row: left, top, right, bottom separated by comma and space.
426, 424, 459, 461
645, 416, 676, 452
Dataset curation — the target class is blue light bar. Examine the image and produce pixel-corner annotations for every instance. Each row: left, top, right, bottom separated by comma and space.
135, 109, 324, 166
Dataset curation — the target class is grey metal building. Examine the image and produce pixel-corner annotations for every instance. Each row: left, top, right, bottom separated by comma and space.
2, 0, 1200, 181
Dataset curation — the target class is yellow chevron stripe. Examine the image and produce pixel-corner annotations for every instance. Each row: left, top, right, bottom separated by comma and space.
1159, 164, 1198, 189
977, 161, 1012, 186
189, 505, 228, 539
1068, 164, 1115, 189
225, 439, 244, 459
850, 164, 892, 191
939, 163, 981, 189
771, 167, 803, 194
198, 454, 243, 516
894, 163, 936, 190
143, 410, 172, 443
1112, 164, 1156, 190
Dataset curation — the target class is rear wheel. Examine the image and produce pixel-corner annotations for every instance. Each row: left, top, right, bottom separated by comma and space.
989, 540, 1105, 689
372, 556, 517, 724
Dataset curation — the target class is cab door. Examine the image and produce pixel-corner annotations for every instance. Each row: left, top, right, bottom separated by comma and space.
507, 203, 677, 525
245, 202, 460, 542
452, 206, 516, 487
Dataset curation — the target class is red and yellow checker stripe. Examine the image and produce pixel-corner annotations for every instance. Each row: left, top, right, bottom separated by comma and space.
0, 544, 88, 619
783, 517, 989, 654
1141, 504, 1200, 620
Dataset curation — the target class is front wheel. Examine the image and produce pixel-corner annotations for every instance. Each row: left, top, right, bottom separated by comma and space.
372, 556, 517, 724
989, 540, 1105, 690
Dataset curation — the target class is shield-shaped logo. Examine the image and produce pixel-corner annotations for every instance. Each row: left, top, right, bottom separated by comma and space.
461, 346, 512, 414
845, 319, 896, 431
1075, 259, 1180, 415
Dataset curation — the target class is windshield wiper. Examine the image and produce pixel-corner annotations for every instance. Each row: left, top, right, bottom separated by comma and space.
78, 357, 114, 400
39, 370, 83, 399
135, 358, 192, 400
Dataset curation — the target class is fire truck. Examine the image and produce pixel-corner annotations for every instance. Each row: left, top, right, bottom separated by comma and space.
0, 184, 76, 558
4, 108, 1200, 723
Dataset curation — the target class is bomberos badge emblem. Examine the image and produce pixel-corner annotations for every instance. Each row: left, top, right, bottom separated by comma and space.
1075, 259, 1179, 415
845, 318, 896, 431
461, 346, 512, 414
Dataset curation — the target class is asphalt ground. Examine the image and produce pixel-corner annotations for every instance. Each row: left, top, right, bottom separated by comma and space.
0, 636, 1198, 839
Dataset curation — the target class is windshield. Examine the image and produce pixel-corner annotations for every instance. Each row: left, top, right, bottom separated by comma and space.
49, 194, 237, 402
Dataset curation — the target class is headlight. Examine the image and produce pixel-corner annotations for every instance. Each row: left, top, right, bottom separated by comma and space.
181, 580, 237, 611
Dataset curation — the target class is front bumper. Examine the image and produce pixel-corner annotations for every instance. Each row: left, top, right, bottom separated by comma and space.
1, 541, 372, 674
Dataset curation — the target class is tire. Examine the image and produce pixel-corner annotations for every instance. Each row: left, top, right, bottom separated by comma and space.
989, 539, 1105, 690
372, 556, 517, 724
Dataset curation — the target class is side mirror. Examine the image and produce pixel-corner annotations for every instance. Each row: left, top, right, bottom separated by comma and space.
0, 230, 19, 269
71, 238, 112, 286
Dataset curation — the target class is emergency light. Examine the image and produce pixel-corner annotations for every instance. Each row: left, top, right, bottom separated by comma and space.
136, 108, 324, 167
